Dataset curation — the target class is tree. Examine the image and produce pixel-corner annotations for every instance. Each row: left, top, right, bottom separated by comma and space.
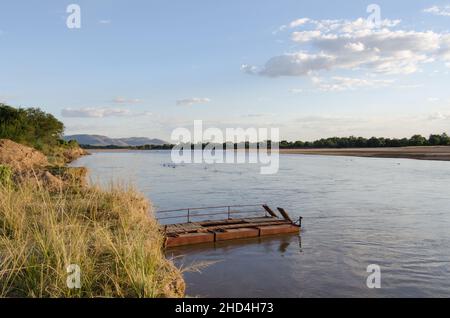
440, 133, 450, 145
367, 137, 382, 147
428, 134, 442, 146
409, 134, 428, 146
0, 104, 64, 152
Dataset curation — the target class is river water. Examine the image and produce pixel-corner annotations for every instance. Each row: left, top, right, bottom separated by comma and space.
72, 150, 450, 297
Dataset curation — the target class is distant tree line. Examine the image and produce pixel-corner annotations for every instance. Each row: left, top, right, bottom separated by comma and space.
278, 133, 450, 149
177, 134, 450, 149
80, 144, 174, 150
81, 133, 450, 151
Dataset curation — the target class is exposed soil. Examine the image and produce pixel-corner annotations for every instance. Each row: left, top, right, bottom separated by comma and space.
0, 139, 49, 171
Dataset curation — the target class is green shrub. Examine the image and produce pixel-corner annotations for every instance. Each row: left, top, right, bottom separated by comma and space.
0, 104, 64, 154
0, 165, 12, 186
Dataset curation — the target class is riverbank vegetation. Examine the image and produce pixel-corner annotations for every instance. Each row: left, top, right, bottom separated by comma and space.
0, 104, 184, 297
0, 182, 184, 297
0, 104, 64, 153
0, 104, 85, 165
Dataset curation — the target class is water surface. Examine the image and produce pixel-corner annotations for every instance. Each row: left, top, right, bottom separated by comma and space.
72, 150, 450, 297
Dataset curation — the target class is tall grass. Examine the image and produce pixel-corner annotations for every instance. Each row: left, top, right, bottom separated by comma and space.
0, 182, 184, 297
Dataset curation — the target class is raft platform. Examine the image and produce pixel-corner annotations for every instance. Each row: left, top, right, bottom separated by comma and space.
157, 205, 302, 248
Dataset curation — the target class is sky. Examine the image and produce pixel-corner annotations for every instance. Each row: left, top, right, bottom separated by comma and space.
1, 0, 450, 141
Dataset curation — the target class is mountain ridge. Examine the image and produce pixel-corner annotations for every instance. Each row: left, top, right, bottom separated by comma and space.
64, 134, 168, 146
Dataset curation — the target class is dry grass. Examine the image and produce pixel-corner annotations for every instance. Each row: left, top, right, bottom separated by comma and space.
0, 182, 184, 298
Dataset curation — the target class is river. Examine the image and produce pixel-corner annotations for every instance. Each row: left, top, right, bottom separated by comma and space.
72, 150, 450, 297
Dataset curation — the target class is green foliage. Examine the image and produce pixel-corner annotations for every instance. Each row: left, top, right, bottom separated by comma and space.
0, 165, 12, 186
0, 104, 64, 154
409, 134, 428, 146
58, 139, 80, 148
277, 133, 450, 149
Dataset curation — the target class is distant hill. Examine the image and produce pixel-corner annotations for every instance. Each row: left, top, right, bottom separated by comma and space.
64, 134, 168, 146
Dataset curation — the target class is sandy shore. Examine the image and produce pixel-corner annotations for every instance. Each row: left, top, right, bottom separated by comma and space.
86, 146, 450, 161
280, 146, 450, 161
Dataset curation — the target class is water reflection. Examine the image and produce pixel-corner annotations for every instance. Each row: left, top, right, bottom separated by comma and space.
167, 234, 305, 298
167, 233, 302, 256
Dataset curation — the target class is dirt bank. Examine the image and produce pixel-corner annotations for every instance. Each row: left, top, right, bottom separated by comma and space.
0, 139, 49, 170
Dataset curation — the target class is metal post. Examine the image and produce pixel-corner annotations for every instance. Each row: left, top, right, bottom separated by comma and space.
298, 216, 303, 227
187, 209, 190, 223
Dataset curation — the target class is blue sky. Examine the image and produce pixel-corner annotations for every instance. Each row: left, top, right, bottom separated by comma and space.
1, 0, 450, 141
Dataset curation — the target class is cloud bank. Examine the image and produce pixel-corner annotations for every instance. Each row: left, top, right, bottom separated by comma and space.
424, 6, 450, 17
244, 17, 450, 77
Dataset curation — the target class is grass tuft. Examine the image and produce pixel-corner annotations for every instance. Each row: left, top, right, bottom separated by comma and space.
0, 182, 184, 298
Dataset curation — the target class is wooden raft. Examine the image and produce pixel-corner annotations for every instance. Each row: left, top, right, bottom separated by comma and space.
160, 205, 301, 248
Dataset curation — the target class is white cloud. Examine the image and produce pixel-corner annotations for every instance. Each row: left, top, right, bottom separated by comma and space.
274, 18, 311, 34
289, 18, 311, 28
61, 107, 132, 118
112, 97, 142, 104
428, 112, 450, 120
290, 76, 394, 93
246, 17, 450, 77
176, 97, 211, 106
424, 6, 450, 17
345, 42, 365, 52
313, 76, 394, 92
241, 64, 260, 75
250, 52, 336, 77
291, 30, 322, 43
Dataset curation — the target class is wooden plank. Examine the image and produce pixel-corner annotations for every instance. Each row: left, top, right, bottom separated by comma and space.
198, 220, 291, 232
262, 205, 279, 218
242, 217, 277, 223
166, 232, 214, 247
166, 216, 276, 234
165, 219, 291, 236
215, 228, 260, 241
277, 207, 293, 223
259, 224, 300, 236
196, 218, 247, 227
